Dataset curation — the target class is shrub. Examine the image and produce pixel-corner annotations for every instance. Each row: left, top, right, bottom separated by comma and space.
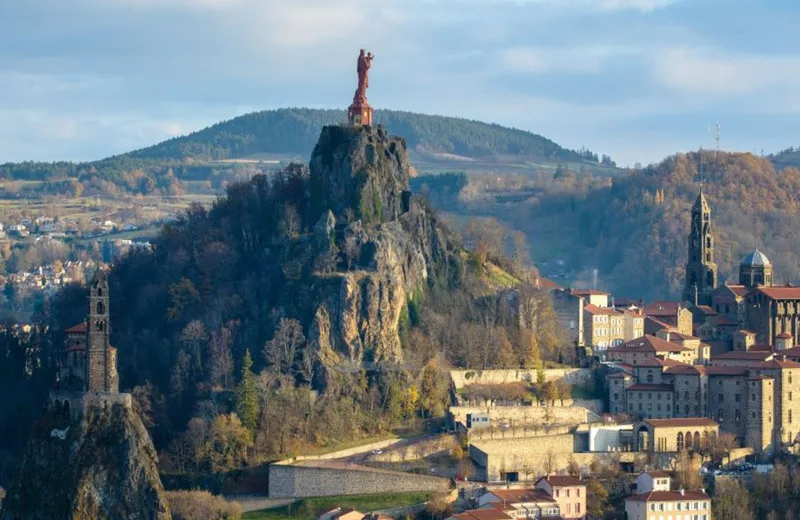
166, 490, 241, 520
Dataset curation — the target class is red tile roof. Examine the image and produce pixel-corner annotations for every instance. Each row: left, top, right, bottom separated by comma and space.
641, 471, 671, 478
608, 335, 692, 354
484, 489, 555, 504
536, 277, 563, 290
537, 475, 585, 487
627, 384, 673, 392
645, 316, 674, 330
645, 301, 682, 317
452, 510, 514, 520
694, 305, 717, 315
626, 490, 709, 502
782, 347, 800, 359
636, 358, 687, 368
777, 332, 793, 339
665, 364, 706, 375
65, 322, 87, 333
645, 418, 718, 428
756, 286, 800, 300
584, 304, 620, 316
725, 285, 751, 298
713, 351, 774, 361
757, 359, 800, 369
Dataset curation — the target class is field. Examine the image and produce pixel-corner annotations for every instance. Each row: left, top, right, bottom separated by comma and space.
242, 491, 433, 520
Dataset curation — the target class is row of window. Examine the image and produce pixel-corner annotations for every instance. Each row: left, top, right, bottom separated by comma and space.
649, 501, 709, 511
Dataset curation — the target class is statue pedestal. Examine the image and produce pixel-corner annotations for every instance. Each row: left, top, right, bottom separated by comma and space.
348, 101, 373, 127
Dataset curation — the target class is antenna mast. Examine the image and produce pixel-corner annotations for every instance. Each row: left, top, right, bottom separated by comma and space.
715, 122, 721, 158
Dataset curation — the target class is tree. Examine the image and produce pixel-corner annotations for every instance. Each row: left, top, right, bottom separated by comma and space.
713, 479, 753, 520
264, 318, 305, 375
208, 414, 252, 473
235, 349, 258, 430
674, 450, 702, 490
587, 478, 610, 517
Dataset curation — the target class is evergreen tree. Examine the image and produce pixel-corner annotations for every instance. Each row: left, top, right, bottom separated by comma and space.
235, 349, 257, 430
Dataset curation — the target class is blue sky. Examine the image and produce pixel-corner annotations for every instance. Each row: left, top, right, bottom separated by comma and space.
0, 0, 798, 166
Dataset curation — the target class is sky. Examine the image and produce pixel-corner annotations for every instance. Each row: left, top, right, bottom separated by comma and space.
1, 0, 799, 166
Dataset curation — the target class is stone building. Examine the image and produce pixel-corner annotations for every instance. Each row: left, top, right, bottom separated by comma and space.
739, 248, 773, 287
682, 191, 718, 306
606, 335, 697, 366
633, 418, 719, 453
609, 353, 800, 457
58, 270, 119, 393
745, 286, 800, 346
644, 301, 693, 336
552, 288, 585, 347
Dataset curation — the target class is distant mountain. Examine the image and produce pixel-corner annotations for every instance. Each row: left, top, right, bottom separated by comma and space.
122, 108, 588, 164
1, 108, 614, 198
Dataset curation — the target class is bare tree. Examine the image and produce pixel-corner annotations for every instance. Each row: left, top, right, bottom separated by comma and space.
264, 318, 306, 375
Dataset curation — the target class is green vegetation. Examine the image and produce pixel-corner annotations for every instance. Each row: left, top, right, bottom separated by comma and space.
0, 108, 607, 199
242, 491, 433, 520
423, 150, 800, 299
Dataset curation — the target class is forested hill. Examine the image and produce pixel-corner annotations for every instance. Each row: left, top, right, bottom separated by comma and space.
445, 150, 800, 300
770, 146, 800, 169
123, 108, 586, 163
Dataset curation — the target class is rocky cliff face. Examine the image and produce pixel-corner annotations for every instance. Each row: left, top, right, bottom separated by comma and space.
1, 402, 171, 520
308, 125, 457, 376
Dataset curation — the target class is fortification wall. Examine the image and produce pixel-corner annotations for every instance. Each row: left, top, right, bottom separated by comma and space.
450, 368, 593, 390
268, 463, 450, 498
450, 401, 603, 428
49, 391, 132, 421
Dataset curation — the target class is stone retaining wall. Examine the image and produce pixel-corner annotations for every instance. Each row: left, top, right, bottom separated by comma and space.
450, 368, 593, 390
268, 463, 450, 498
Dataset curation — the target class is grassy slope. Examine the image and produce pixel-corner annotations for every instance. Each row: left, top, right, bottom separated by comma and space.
242, 492, 433, 520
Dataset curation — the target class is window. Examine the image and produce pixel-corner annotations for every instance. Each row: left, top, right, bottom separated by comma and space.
791, 392, 793, 401
96, 301, 104, 314
614, 393, 619, 401
718, 393, 724, 403
566, 490, 570, 497
735, 410, 741, 423
735, 394, 741, 403
577, 489, 580, 497
576, 504, 581, 513
555, 490, 559, 497
752, 392, 756, 401
790, 410, 793, 424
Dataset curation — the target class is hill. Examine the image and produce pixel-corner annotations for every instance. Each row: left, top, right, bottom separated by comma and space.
124, 108, 589, 163
769, 146, 800, 169
0, 109, 617, 199
427, 151, 800, 300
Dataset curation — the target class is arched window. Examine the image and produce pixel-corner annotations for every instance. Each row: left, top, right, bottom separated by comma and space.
96, 301, 104, 315
685, 431, 693, 449
706, 237, 711, 248
706, 271, 714, 287
694, 432, 701, 448
684, 391, 690, 400
647, 374, 654, 383
677, 432, 684, 450
95, 320, 104, 332
97, 287, 103, 297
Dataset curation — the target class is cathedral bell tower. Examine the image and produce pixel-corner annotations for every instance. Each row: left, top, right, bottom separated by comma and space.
682, 190, 718, 306
86, 269, 117, 392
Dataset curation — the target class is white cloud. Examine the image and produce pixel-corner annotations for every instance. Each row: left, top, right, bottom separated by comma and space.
422, 0, 681, 12
498, 45, 641, 74
654, 48, 800, 95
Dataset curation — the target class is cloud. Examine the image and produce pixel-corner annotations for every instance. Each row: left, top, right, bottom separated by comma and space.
654, 48, 800, 95
423, 0, 681, 12
497, 45, 642, 74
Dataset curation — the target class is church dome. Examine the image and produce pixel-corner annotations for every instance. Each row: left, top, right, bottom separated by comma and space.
741, 248, 771, 267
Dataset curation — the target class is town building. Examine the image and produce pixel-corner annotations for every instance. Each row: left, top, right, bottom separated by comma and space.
608, 350, 800, 457
644, 301, 693, 336
625, 471, 710, 520
606, 335, 697, 366
534, 475, 586, 519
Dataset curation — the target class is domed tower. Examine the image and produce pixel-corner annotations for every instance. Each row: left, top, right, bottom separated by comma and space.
739, 248, 773, 288
683, 190, 718, 306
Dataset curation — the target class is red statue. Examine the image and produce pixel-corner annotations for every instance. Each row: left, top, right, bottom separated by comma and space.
354, 49, 374, 104
349, 49, 374, 127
